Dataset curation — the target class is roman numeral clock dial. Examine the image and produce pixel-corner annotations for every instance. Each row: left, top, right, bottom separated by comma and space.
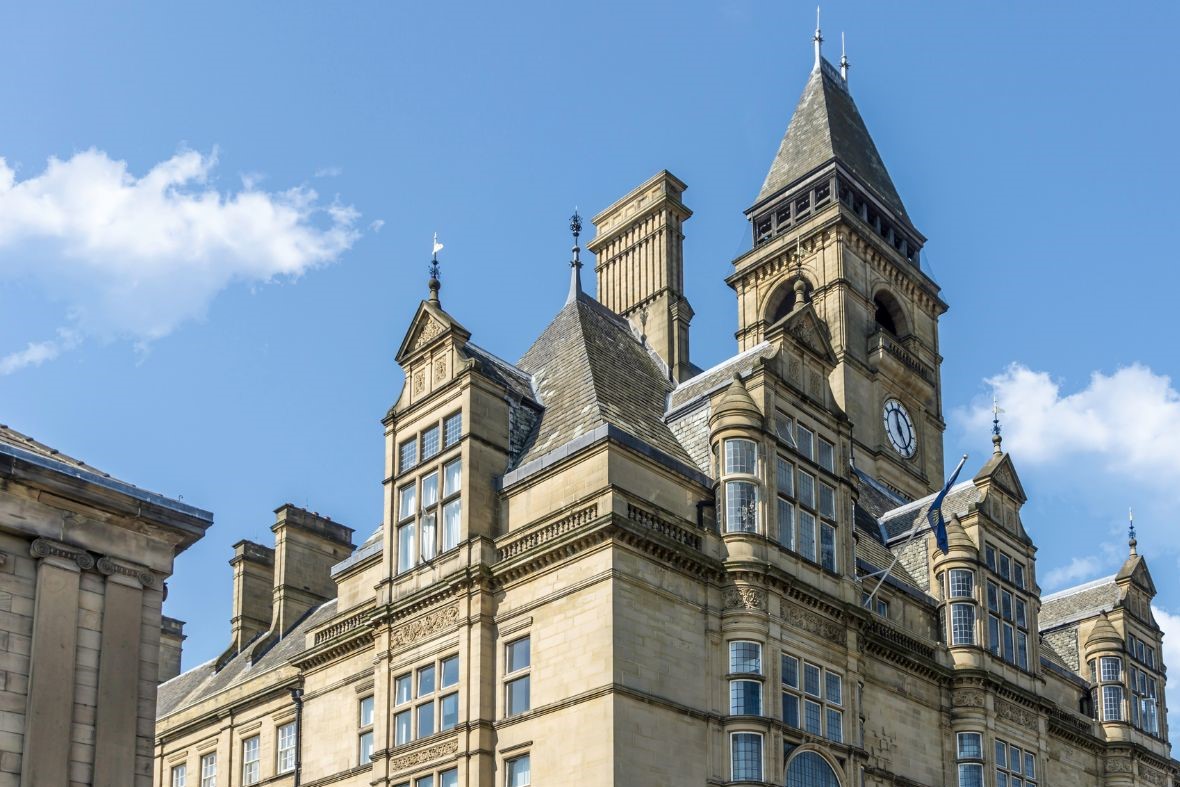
882, 398, 917, 458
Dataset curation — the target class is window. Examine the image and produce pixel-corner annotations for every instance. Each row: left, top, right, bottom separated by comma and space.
724, 438, 757, 474
775, 413, 799, 450
506, 754, 531, 787
415, 777, 434, 787
200, 753, 217, 787
730, 679, 762, 715
277, 721, 296, 773
398, 522, 416, 574
422, 424, 440, 460
986, 580, 1028, 669
395, 655, 460, 742
995, 739, 1037, 787
781, 651, 842, 742
777, 497, 794, 550
442, 459, 462, 550
420, 472, 439, 561
440, 770, 458, 787
786, 751, 840, 787
506, 636, 531, 716
730, 732, 763, 781
998, 552, 1011, 581
862, 592, 889, 617
171, 764, 187, 787
956, 732, 983, 787
951, 603, 976, 646
359, 695, 374, 763
1102, 685, 1124, 721
797, 471, 815, 508
949, 569, 974, 598
1100, 656, 1122, 682
818, 483, 836, 518
399, 438, 418, 473
984, 544, 997, 571
799, 511, 816, 561
796, 424, 814, 460
820, 523, 836, 571
1129, 658, 1161, 736
1013, 562, 1026, 590
399, 455, 464, 572
725, 481, 758, 533
776, 455, 794, 496
242, 736, 260, 785
443, 412, 462, 447
818, 438, 835, 472
729, 641, 762, 674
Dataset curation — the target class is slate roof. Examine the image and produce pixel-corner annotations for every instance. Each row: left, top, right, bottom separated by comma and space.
157, 599, 337, 718
855, 532, 921, 589
1039, 576, 1120, 631
879, 481, 979, 541
515, 291, 694, 469
462, 342, 537, 404
756, 58, 910, 222
668, 342, 776, 413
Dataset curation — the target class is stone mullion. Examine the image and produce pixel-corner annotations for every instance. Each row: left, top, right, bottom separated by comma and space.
92, 563, 146, 787
21, 538, 91, 787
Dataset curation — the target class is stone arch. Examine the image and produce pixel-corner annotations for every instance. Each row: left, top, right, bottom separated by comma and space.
763, 276, 814, 326
785, 749, 842, 787
872, 288, 909, 337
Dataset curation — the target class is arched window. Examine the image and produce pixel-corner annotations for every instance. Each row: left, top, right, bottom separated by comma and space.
766, 278, 811, 325
786, 751, 840, 787
872, 291, 907, 337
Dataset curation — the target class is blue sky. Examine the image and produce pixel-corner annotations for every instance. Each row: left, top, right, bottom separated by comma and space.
2, 1, 1179, 740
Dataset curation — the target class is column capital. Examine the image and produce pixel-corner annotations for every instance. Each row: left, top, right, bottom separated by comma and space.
30, 537, 94, 571
96, 555, 156, 589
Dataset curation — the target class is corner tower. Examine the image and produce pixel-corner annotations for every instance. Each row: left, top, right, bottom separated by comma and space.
728, 29, 947, 501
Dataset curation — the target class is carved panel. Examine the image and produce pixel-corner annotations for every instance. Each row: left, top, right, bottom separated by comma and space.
952, 689, 985, 708
433, 355, 448, 384
1105, 757, 1133, 774
389, 737, 458, 771
413, 319, 445, 350
390, 605, 460, 651
995, 699, 1037, 731
724, 587, 766, 611
412, 368, 427, 396
783, 603, 843, 640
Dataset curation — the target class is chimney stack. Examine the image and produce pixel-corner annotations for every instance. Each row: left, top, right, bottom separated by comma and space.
588, 170, 695, 382
229, 540, 275, 651
270, 504, 354, 635
158, 617, 186, 683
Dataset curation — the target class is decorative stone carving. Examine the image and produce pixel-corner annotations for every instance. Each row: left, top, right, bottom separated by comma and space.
995, 700, 1037, 731
390, 605, 460, 650
952, 689, 985, 708
1140, 766, 1167, 786
412, 368, 427, 396
30, 538, 95, 570
1105, 757, 1133, 774
433, 355, 448, 383
783, 603, 843, 640
413, 319, 445, 350
724, 587, 766, 611
389, 737, 458, 771
96, 556, 156, 588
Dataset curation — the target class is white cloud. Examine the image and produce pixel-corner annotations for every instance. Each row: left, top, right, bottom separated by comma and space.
369, 219, 385, 233
1151, 605, 1180, 748
1042, 556, 1105, 592
314, 166, 342, 178
0, 148, 359, 371
959, 363, 1180, 501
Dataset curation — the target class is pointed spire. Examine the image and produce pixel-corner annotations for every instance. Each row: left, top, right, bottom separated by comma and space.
991, 395, 1005, 454
813, 6, 824, 69
1128, 508, 1138, 556
428, 232, 444, 304
840, 32, 850, 84
566, 209, 583, 304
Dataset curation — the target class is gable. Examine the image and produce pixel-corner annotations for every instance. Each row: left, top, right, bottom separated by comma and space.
972, 451, 1027, 504
770, 303, 837, 367
395, 301, 471, 366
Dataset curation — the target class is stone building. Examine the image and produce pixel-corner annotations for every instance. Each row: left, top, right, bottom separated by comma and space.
154, 29, 1177, 787
0, 424, 211, 787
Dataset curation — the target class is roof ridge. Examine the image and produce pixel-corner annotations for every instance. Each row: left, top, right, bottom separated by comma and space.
879, 480, 974, 522
1042, 574, 1118, 602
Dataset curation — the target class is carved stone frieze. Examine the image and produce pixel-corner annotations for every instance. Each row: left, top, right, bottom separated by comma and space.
412, 368, 427, 395
952, 689, 985, 708
390, 605, 459, 650
995, 699, 1037, 731
1105, 757, 1133, 774
432, 355, 447, 383
724, 587, 766, 611
389, 737, 458, 771
783, 603, 843, 641
1141, 765, 1167, 786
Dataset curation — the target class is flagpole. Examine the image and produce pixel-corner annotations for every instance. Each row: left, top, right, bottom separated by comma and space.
863, 453, 968, 610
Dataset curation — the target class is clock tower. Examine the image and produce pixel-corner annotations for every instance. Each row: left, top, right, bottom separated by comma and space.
727, 29, 946, 501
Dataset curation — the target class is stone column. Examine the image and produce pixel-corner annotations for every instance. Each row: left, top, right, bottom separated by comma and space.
21, 538, 93, 787
92, 557, 152, 787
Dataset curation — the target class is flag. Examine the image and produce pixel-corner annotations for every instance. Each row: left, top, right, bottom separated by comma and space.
432, 233, 444, 257
929, 454, 968, 555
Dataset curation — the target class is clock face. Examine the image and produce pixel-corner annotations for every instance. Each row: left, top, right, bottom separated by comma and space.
883, 399, 917, 458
